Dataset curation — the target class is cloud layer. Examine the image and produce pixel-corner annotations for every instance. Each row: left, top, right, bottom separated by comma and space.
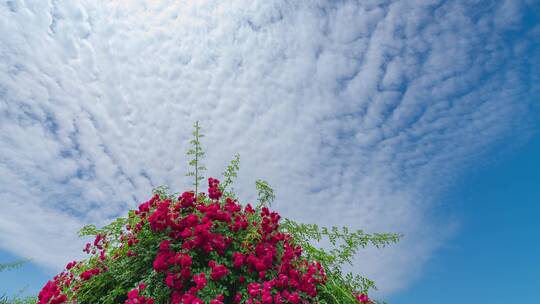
1, 0, 538, 294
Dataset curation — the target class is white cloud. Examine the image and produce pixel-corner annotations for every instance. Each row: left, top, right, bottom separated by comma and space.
0, 0, 537, 295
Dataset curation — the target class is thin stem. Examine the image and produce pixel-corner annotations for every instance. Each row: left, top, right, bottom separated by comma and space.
194, 124, 199, 196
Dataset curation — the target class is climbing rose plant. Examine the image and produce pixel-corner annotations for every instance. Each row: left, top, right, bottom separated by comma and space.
37, 122, 400, 304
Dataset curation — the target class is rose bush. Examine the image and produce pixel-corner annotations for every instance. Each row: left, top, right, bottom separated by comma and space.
37, 123, 399, 304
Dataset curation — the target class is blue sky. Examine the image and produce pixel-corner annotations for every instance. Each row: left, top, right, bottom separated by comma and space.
388, 126, 540, 303
1, 0, 539, 302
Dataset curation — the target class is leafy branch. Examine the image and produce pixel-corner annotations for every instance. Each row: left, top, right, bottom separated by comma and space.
78, 217, 128, 239
186, 121, 206, 196
0, 260, 26, 273
220, 154, 240, 194
281, 219, 401, 301
255, 179, 275, 208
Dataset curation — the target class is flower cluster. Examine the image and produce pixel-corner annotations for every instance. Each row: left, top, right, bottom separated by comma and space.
37, 177, 373, 303
126, 284, 155, 304
355, 293, 370, 303
37, 272, 71, 304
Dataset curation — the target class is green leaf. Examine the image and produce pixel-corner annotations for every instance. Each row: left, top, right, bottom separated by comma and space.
186, 121, 206, 196
0, 260, 26, 273
255, 179, 275, 208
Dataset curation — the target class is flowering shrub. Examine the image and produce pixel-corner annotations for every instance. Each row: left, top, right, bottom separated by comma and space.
37, 122, 399, 304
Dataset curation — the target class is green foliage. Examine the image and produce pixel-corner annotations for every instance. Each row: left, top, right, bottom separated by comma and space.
281, 220, 401, 303
152, 185, 177, 200
79, 218, 128, 238
186, 121, 206, 196
0, 261, 37, 304
0, 295, 37, 304
220, 153, 240, 194
0, 260, 26, 273
255, 179, 275, 208
74, 231, 164, 304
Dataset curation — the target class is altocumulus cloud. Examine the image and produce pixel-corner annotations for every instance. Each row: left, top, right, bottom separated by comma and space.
0, 0, 538, 295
